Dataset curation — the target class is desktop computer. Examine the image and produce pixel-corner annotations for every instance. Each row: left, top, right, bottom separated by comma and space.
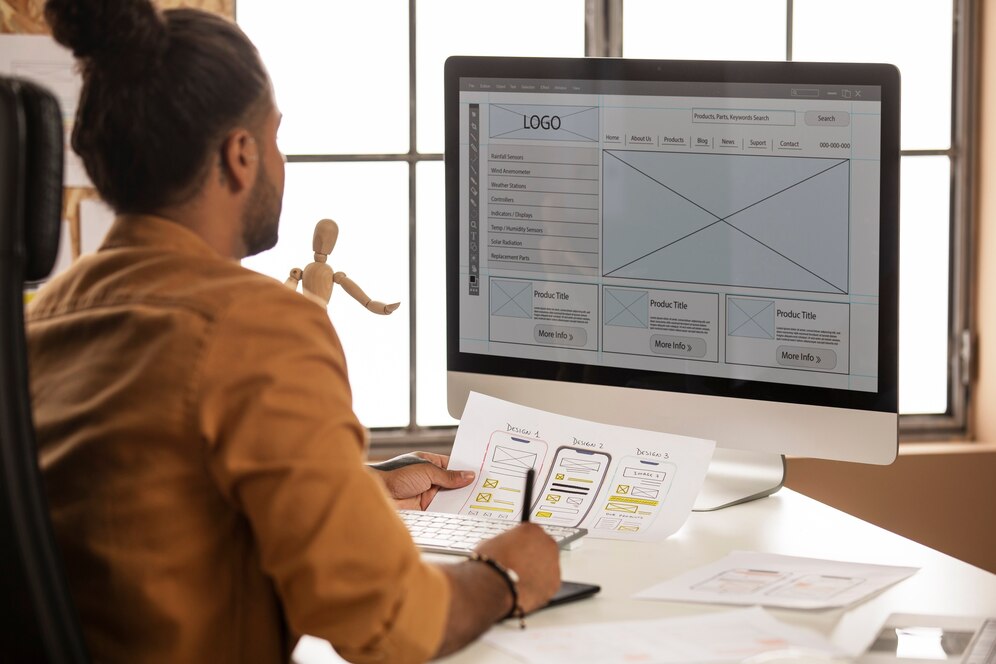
445, 57, 899, 510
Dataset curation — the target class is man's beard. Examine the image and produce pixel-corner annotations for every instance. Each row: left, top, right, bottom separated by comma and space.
241, 165, 282, 257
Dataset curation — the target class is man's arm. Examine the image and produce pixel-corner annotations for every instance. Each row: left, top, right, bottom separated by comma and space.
369, 452, 475, 510
434, 524, 562, 659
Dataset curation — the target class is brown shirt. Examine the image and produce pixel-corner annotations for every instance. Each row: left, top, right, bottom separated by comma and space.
26, 216, 448, 663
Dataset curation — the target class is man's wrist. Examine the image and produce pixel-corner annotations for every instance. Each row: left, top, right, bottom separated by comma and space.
468, 552, 525, 628
367, 455, 429, 472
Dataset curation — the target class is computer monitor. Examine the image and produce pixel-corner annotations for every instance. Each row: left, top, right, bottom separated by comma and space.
445, 57, 899, 510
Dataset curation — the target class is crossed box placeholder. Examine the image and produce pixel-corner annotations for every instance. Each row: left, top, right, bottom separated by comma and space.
602, 150, 850, 295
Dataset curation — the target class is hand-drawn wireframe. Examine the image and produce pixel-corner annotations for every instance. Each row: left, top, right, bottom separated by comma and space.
691, 568, 792, 595
766, 574, 865, 599
594, 456, 677, 533
284, 218, 400, 315
602, 150, 850, 294
457, 431, 548, 520
490, 279, 533, 319
489, 104, 599, 142
727, 297, 776, 340
604, 287, 649, 329
527, 446, 611, 527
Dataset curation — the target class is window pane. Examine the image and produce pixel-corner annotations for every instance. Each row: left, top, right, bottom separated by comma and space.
624, 0, 786, 61
415, 0, 585, 154
238, 1, 409, 155
243, 163, 410, 428
416, 162, 457, 426
899, 156, 950, 415
793, 0, 952, 150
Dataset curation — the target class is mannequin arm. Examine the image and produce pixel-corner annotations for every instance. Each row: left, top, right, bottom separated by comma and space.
333, 272, 400, 315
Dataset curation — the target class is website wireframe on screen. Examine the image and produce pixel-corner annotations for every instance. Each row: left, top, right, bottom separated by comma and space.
458, 78, 881, 392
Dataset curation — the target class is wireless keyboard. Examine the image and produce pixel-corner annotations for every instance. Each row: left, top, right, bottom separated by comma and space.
400, 510, 586, 556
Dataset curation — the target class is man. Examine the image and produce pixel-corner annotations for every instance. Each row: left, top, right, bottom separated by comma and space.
28, 1, 561, 662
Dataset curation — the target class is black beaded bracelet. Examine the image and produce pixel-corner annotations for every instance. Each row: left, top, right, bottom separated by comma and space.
469, 551, 526, 629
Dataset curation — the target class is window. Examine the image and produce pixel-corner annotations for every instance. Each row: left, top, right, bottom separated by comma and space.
236, 0, 974, 440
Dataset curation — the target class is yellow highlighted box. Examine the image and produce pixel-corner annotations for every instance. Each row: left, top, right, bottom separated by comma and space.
608, 495, 658, 506
536, 511, 553, 518
469, 505, 513, 512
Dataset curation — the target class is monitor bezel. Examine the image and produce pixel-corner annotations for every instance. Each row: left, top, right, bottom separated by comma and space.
446, 56, 899, 415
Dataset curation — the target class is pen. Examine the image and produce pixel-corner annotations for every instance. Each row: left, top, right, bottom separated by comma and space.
522, 468, 534, 523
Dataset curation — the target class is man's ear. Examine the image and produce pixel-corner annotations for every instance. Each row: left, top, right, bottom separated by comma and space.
219, 128, 258, 193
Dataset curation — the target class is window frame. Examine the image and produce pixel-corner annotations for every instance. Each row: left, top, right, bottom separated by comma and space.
236, 0, 978, 449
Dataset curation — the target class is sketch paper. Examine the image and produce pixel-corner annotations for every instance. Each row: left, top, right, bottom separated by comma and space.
636, 550, 918, 610
484, 606, 846, 664
0, 35, 89, 187
428, 392, 715, 542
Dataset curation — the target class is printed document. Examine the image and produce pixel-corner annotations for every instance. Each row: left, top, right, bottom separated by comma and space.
483, 606, 846, 663
636, 550, 918, 610
429, 392, 714, 541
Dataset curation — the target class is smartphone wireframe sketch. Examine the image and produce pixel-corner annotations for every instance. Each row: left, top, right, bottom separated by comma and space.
528, 446, 611, 527
593, 456, 676, 535
458, 431, 548, 520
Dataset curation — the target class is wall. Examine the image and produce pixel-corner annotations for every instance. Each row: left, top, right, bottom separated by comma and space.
785, 444, 996, 574
977, 0, 996, 440
0, 0, 234, 255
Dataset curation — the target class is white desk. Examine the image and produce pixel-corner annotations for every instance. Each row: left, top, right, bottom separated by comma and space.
435, 488, 996, 662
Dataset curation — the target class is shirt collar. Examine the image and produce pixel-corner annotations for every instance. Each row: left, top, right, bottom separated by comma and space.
100, 214, 227, 262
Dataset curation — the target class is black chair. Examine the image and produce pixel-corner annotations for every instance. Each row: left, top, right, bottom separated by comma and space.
0, 77, 89, 663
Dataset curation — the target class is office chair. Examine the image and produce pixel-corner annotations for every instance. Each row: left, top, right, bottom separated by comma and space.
0, 77, 89, 663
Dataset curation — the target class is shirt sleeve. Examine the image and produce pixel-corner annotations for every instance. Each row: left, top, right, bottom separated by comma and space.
197, 286, 449, 664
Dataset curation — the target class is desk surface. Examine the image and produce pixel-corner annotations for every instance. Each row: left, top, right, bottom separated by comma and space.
433, 488, 996, 662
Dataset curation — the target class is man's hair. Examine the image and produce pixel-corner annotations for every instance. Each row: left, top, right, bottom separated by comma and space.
45, 0, 269, 214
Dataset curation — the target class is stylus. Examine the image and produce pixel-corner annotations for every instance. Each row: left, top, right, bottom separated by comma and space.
522, 468, 534, 523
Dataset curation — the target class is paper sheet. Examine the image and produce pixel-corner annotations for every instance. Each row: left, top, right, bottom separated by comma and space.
0, 35, 90, 187
429, 392, 715, 542
484, 606, 847, 664
636, 550, 918, 610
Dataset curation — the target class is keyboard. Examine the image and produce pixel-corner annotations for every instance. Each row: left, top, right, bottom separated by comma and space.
400, 510, 587, 556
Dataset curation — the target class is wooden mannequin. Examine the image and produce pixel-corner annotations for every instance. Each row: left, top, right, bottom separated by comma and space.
285, 218, 400, 315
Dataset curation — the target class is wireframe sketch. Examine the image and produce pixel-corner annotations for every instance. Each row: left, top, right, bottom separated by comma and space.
528, 446, 611, 527
602, 151, 850, 294
490, 279, 533, 319
457, 431, 548, 520
604, 288, 649, 328
727, 298, 775, 340
489, 104, 599, 142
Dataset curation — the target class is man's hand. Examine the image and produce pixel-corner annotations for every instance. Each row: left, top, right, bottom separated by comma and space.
433, 524, 561, 658
369, 452, 476, 510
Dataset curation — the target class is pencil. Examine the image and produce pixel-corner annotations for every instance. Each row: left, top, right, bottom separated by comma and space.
522, 468, 534, 523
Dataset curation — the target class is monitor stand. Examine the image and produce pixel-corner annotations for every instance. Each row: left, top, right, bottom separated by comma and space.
692, 448, 785, 512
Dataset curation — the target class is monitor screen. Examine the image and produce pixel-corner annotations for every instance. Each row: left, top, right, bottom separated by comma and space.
446, 57, 898, 468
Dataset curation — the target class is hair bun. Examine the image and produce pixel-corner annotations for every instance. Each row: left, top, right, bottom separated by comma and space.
45, 0, 167, 68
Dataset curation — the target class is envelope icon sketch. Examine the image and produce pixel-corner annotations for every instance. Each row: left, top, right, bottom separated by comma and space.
631, 487, 659, 499
483, 478, 499, 489
555, 473, 565, 480
618, 525, 640, 532
566, 496, 584, 506
616, 484, 630, 494
546, 494, 561, 504
492, 445, 538, 471
476, 493, 492, 503
560, 458, 601, 473
605, 502, 639, 514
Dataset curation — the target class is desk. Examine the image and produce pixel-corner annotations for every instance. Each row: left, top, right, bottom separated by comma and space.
436, 488, 996, 662
292, 488, 996, 663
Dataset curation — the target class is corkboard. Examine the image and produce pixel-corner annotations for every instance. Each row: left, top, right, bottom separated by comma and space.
1, 0, 235, 258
